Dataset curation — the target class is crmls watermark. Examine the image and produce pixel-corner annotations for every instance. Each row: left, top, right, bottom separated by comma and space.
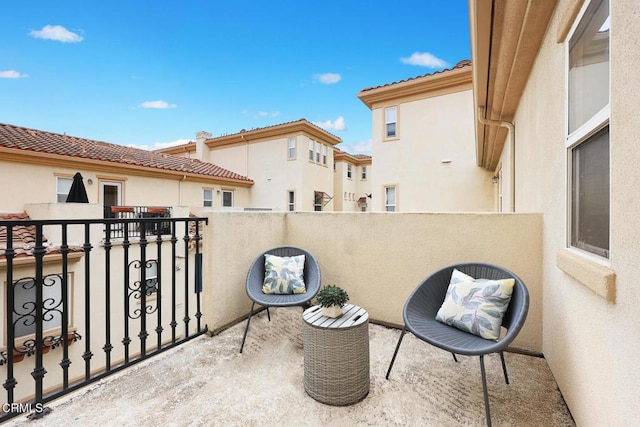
2, 402, 45, 414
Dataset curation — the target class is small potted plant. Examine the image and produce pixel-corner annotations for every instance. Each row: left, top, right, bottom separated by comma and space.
316, 285, 350, 318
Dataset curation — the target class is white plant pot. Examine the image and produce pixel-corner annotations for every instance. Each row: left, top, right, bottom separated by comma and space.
322, 305, 343, 318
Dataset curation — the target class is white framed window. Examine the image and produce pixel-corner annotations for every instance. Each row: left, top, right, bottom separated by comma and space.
308, 140, 314, 161
385, 106, 397, 139
144, 260, 158, 296
287, 190, 295, 211
203, 189, 213, 207
322, 145, 328, 165
11, 274, 71, 340
384, 186, 397, 212
313, 191, 323, 212
315, 142, 321, 163
347, 164, 352, 179
288, 137, 296, 160
361, 166, 367, 180
222, 190, 234, 207
566, 0, 610, 259
56, 177, 73, 203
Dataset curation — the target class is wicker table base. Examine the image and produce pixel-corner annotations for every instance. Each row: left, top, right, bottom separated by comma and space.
302, 304, 369, 405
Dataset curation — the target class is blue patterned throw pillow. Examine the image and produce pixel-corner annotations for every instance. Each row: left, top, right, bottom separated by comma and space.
262, 254, 306, 294
435, 269, 515, 340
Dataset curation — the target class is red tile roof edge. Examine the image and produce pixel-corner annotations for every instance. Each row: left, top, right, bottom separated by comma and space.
359, 59, 472, 93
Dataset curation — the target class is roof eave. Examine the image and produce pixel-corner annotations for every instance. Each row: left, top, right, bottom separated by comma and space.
357, 66, 473, 110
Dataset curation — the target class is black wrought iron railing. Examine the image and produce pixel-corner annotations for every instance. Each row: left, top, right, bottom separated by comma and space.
103, 206, 173, 239
0, 216, 207, 422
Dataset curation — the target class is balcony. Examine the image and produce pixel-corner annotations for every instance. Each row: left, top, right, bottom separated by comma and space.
1, 210, 574, 425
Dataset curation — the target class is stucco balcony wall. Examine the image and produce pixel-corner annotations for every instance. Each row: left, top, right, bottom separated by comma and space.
203, 211, 543, 353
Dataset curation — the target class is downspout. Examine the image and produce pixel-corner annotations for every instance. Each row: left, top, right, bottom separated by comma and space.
179, 174, 187, 206
477, 107, 515, 212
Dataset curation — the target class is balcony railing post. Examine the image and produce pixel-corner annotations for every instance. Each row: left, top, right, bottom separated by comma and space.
103, 223, 113, 370
3, 225, 17, 405
82, 223, 94, 380
155, 229, 164, 349
170, 223, 178, 344
138, 222, 148, 357
60, 224, 70, 389
32, 224, 47, 413
122, 223, 131, 363
182, 224, 190, 337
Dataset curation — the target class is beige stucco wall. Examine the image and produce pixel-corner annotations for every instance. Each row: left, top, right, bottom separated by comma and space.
334, 161, 372, 212
506, 0, 640, 424
371, 89, 495, 212
209, 136, 334, 211
202, 211, 543, 353
0, 161, 250, 212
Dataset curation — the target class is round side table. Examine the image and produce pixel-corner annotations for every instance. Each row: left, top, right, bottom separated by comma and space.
302, 304, 369, 405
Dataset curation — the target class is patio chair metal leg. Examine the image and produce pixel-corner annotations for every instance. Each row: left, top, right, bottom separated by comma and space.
499, 351, 509, 384
239, 302, 256, 354
479, 355, 492, 427
451, 353, 458, 362
266, 307, 271, 322
385, 326, 407, 380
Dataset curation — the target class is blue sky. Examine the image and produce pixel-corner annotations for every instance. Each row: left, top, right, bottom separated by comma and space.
0, 1, 470, 154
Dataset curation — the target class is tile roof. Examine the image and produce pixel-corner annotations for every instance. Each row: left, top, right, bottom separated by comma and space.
0, 212, 83, 259
206, 118, 342, 144
0, 123, 253, 183
359, 59, 472, 93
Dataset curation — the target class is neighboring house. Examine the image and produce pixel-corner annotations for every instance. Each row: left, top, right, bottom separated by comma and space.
159, 119, 342, 212
469, 0, 638, 424
0, 122, 253, 214
357, 60, 495, 212
333, 150, 372, 212
0, 123, 243, 403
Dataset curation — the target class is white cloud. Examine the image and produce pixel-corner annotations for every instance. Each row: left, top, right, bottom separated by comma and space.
30, 25, 83, 43
0, 70, 28, 79
313, 73, 342, 84
153, 138, 191, 150
139, 100, 177, 109
341, 139, 372, 155
400, 52, 449, 69
315, 116, 346, 132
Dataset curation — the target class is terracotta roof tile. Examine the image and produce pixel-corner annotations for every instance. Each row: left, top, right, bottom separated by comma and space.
360, 59, 471, 93
0, 123, 252, 183
208, 118, 341, 142
0, 212, 85, 260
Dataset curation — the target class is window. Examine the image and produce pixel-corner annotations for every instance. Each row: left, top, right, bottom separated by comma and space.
315, 142, 321, 163
222, 190, 234, 207
567, 0, 610, 258
309, 140, 314, 160
144, 260, 158, 296
12, 274, 69, 339
385, 106, 397, 138
288, 137, 296, 160
347, 164, 352, 179
322, 145, 328, 165
361, 166, 367, 180
56, 177, 73, 203
313, 192, 323, 211
203, 189, 213, 207
385, 186, 397, 212
287, 191, 295, 211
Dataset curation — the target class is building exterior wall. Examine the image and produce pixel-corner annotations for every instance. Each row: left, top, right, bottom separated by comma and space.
208, 133, 336, 211
500, 0, 640, 424
0, 160, 250, 213
369, 88, 494, 212
334, 159, 372, 212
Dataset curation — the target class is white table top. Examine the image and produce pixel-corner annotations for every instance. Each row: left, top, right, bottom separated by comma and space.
303, 304, 368, 329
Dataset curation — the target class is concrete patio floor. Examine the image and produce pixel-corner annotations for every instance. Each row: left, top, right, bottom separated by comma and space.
7, 308, 574, 426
